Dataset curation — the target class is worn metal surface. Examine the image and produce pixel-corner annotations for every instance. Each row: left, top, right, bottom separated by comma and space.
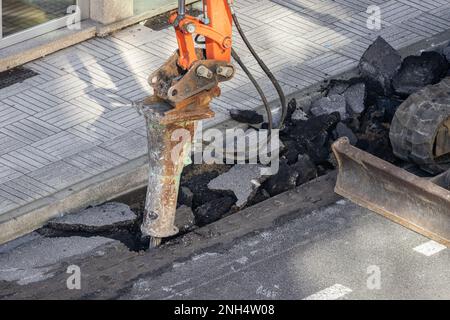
139, 96, 214, 239
332, 137, 450, 247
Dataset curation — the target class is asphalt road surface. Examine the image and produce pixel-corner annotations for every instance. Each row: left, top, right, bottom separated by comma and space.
0, 174, 448, 300
120, 200, 449, 300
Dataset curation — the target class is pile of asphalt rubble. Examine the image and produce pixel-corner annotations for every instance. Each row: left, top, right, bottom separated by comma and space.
40, 37, 450, 250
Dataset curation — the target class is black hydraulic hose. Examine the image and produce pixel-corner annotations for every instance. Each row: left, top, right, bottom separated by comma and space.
231, 12, 288, 129
195, 34, 206, 45
178, 0, 186, 17
194, 36, 272, 135
231, 48, 273, 137
193, 11, 275, 136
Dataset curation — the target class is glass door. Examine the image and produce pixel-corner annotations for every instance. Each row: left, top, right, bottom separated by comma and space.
0, 0, 86, 49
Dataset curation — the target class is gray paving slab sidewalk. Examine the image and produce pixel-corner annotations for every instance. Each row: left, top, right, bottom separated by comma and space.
1, 0, 450, 240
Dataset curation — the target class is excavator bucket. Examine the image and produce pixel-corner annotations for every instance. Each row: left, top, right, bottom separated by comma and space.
332, 138, 450, 247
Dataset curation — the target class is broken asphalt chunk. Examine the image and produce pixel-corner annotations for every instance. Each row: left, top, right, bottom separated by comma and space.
392, 51, 449, 97
334, 122, 358, 145
178, 186, 194, 208
230, 109, 264, 125
359, 36, 402, 96
291, 108, 309, 121
46, 202, 137, 233
288, 112, 340, 143
207, 164, 269, 208
263, 160, 299, 197
343, 82, 366, 115
183, 170, 228, 209
291, 154, 318, 186
310, 94, 348, 120
175, 205, 196, 233
194, 196, 237, 227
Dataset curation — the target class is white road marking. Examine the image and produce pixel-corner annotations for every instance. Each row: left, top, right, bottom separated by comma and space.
303, 284, 352, 300
413, 241, 447, 256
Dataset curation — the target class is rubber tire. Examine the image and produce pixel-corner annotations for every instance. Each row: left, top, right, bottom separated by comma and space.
390, 78, 450, 174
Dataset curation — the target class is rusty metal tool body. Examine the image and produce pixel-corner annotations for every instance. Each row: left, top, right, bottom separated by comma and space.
139, 98, 213, 247
333, 138, 450, 247
140, 1, 236, 246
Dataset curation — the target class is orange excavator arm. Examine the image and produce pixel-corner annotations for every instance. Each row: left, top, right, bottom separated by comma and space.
149, 0, 236, 108
148, 0, 285, 130
171, 0, 233, 70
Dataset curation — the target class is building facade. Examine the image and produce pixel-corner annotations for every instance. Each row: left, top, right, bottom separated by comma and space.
0, 0, 183, 49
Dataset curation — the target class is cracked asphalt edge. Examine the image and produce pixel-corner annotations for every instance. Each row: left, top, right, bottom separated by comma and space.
0, 172, 340, 299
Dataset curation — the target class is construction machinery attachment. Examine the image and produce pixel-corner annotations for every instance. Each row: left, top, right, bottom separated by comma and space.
333, 78, 450, 246
332, 137, 450, 247
138, 96, 215, 247
139, 0, 287, 247
149, 49, 234, 106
